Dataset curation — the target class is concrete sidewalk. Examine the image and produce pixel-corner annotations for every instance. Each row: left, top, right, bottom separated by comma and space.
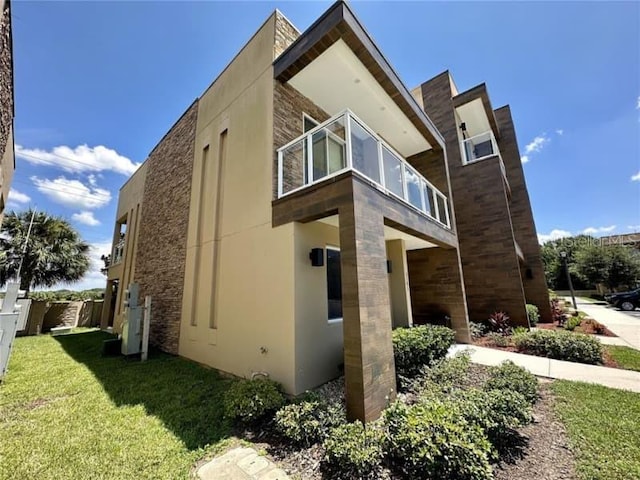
449, 344, 640, 393
570, 298, 640, 350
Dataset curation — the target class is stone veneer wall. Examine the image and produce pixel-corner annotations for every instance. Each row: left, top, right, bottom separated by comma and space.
134, 101, 199, 354
274, 11, 299, 59
494, 106, 552, 321
0, 0, 12, 161
273, 81, 330, 200
418, 72, 529, 326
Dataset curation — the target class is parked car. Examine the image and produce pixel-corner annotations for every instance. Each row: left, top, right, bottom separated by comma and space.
605, 289, 640, 311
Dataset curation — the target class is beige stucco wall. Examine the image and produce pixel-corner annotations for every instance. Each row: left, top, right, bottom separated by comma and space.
102, 162, 148, 332
178, 13, 299, 392
387, 239, 413, 328
293, 221, 344, 394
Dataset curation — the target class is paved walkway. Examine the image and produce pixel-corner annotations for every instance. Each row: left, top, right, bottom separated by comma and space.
569, 297, 640, 350
448, 344, 640, 393
197, 447, 290, 480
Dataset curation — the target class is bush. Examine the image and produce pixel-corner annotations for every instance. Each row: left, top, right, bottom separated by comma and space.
275, 400, 345, 446
452, 389, 532, 455
413, 352, 471, 396
323, 422, 384, 479
486, 332, 510, 347
526, 304, 540, 327
383, 400, 493, 480
513, 329, 603, 365
392, 325, 455, 379
483, 361, 538, 405
487, 311, 512, 335
565, 316, 582, 331
469, 322, 486, 340
223, 378, 285, 423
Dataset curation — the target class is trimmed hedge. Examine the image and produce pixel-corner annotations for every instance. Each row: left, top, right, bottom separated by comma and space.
383, 400, 493, 480
223, 378, 285, 423
483, 361, 539, 405
526, 304, 540, 327
513, 329, 603, 365
275, 400, 345, 447
323, 422, 385, 479
392, 325, 456, 379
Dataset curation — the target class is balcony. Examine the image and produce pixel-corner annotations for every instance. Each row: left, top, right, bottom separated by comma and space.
461, 130, 509, 190
112, 236, 125, 265
277, 110, 451, 229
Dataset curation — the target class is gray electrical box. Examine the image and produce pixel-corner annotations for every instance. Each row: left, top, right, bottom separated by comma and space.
121, 283, 142, 356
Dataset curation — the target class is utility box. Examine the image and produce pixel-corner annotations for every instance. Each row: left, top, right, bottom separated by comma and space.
1, 284, 22, 379
121, 283, 142, 356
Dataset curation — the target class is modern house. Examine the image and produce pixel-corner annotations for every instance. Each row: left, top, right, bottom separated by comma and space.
101, 1, 548, 422
0, 0, 15, 222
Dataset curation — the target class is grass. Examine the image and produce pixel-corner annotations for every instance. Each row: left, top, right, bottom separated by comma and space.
0, 329, 235, 479
605, 346, 640, 372
552, 381, 640, 480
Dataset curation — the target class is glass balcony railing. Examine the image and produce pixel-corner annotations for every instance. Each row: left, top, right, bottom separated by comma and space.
461, 131, 500, 164
112, 237, 125, 265
277, 109, 451, 228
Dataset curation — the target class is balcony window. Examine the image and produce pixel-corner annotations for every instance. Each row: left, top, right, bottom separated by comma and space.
277, 110, 451, 228
461, 131, 499, 164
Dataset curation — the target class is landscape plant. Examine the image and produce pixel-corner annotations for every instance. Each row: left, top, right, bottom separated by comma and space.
323, 422, 385, 479
525, 304, 540, 326
513, 330, 603, 365
223, 378, 285, 423
392, 325, 455, 379
483, 361, 539, 405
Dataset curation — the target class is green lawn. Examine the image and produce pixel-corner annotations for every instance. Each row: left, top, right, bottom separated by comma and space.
0, 329, 235, 479
605, 346, 640, 372
552, 381, 640, 480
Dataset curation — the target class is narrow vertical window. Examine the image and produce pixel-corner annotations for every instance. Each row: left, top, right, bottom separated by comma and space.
210, 130, 227, 329
326, 246, 342, 322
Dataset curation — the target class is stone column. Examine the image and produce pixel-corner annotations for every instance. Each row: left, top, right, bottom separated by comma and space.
339, 201, 396, 422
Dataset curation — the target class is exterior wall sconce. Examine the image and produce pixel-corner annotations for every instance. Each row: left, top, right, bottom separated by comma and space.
525, 268, 533, 279
310, 248, 324, 267
386, 260, 392, 273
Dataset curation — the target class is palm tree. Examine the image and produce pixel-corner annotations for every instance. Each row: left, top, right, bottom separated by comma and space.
0, 209, 91, 293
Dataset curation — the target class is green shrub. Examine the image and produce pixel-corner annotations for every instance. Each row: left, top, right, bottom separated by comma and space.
392, 325, 455, 379
412, 352, 471, 397
526, 304, 540, 326
486, 332, 510, 347
483, 361, 539, 405
223, 378, 285, 423
323, 422, 384, 479
565, 316, 582, 331
383, 400, 493, 480
452, 388, 532, 455
469, 322, 486, 339
275, 400, 345, 446
513, 329, 603, 365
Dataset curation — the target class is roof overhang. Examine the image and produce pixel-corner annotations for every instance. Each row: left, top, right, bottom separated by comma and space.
452, 83, 500, 138
273, 1, 444, 156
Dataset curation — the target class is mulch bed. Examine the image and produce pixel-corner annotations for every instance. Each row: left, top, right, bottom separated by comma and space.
537, 320, 617, 337
237, 367, 578, 480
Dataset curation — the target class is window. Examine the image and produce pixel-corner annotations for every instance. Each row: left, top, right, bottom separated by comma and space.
303, 114, 318, 133
326, 246, 342, 322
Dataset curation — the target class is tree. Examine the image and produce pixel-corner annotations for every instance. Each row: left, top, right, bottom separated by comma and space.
0, 209, 91, 293
574, 244, 640, 291
540, 235, 595, 289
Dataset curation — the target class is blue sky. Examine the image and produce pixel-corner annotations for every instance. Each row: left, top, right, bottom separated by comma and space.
7, 1, 640, 289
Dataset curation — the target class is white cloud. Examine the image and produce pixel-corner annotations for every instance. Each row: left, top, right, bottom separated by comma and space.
521, 155, 529, 164
627, 225, 640, 231
72, 210, 101, 226
524, 134, 550, 154
538, 229, 572, 244
555, 129, 564, 136
16, 144, 140, 176
637, 96, 640, 109
7, 189, 31, 204
31, 175, 111, 209
632, 171, 640, 182
582, 225, 616, 235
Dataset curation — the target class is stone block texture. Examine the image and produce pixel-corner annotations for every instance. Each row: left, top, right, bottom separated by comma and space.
274, 11, 299, 60
135, 101, 199, 354
0, 0, 12, 161
416, 71, 550, 326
